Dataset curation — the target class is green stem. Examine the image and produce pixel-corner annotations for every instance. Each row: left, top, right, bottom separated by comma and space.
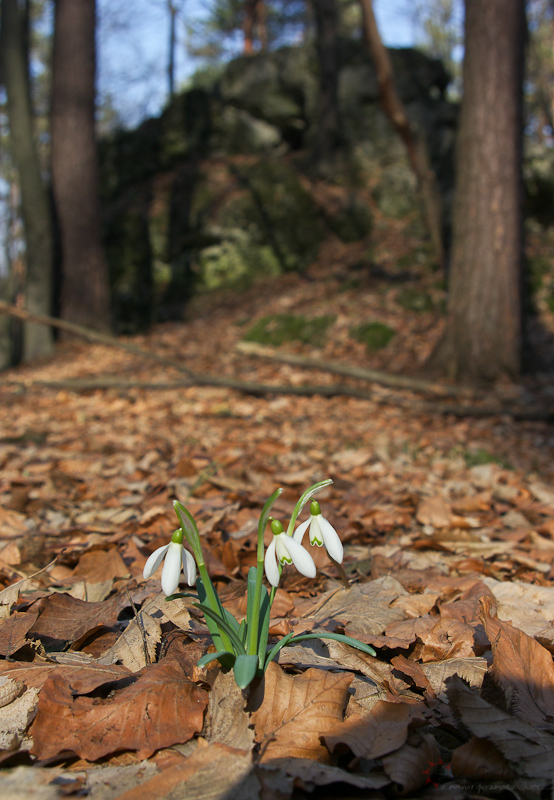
247, 488, 282, 657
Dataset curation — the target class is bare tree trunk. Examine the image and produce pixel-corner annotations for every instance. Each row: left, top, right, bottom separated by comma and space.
312, 0, 340, 168
359, 0, 444, 267
429, 0, 525, 384
51, 0, 111, 333
168, 0, 176, 99
243, 0, 267, 54
1, 0, 54, 361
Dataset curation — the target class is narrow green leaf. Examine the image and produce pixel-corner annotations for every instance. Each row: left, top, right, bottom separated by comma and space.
194, 603, 246, 656
239, 618, 247, 645
196, 577, 224, 650
197, 650, 235, 668
287, 632, 376, 657
264, 630, 296, 669
173, 501, 200, 542
233, 654, 260, 689
258, 488, 283, 544
164, 592, 198, 601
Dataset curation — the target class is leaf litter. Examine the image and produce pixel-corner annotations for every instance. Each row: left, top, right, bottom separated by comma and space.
1, 261, 554, 797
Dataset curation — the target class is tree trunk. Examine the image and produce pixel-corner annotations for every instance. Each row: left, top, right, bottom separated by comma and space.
243, 0, 266, 54
1, 0, 54, 361
359, 0, 444, 267
312, 0, 340, 168
430, 0, 525, 384
168, 0, 176, 99
51, 0, 111, 333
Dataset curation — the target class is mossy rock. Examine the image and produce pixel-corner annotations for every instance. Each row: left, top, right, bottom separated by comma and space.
396, 288, 434, 312
350, 322, 396, 352
231, 159, 324, 272
197, 240, 281, 292
243, 314, 336, 347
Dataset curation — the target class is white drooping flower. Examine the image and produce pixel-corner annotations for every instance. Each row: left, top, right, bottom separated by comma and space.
143, 529, 196, 596
293, 500, 343, 563
264, 518, 316, 588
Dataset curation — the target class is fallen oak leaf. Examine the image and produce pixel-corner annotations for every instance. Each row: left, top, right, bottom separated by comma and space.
30, 658, 208, 760
250, 661, 353, 763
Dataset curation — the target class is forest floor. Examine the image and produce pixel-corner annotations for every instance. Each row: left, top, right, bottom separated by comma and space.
2, 221, 554, 799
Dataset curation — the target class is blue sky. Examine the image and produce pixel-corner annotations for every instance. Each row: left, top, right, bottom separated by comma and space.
98, 0, 416, 126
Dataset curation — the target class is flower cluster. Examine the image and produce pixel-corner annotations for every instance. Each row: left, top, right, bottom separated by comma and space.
264, 501, 342, 587
139, 480, 374, 689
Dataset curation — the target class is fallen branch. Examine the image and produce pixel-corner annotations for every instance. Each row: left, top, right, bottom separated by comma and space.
0, 303, 551, 420
236, 341, 473, 398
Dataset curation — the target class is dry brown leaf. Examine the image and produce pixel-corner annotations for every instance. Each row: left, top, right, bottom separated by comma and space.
324, 699, 414, 759
416, 496, 453, 528
420, 657, 487, 699
97, 610, 162, 670
0, 660, 131, 692
30, 658, 208, 760
28, 591, 128, 642
250, 661, 352, 763
446, 675, 554, 779
480, 596, 554, 728
203, 669, 255, 751
0, 609, 39, 656
381, 733, 441, 794
72, 545, 130, 582
0, 685, 39, 751
96, 743, 253, 800
417, 615, 476, 662
451, 736, 516, 781
312, 576, 408, 635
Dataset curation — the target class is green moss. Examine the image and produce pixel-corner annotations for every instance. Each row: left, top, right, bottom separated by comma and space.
463, 448, 511, 469
350, 322, 396, 352
243, 314, 336, 347
396, 288, 434, 312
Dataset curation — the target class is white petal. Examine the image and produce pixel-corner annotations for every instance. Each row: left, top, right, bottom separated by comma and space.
283, 536, 316, 579
308, 517, 323, 546
182, 548, 197, 586
143, 544, 170, 580
293, 518, 310, 544
264, 538, 280, 587
161, 541, 183, 595
319, 516, 343, 563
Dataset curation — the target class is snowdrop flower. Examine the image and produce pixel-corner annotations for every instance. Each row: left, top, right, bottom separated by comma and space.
264, 518, 316, 588
293, 500, 343, 563
143, 529, 196, 596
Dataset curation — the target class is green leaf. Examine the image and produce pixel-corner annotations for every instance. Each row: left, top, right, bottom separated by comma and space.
233, 654, 260, 688
287, 479, 333, 535
197, 650, 235, 668
239, 617, 247, 645
264, 630, 296, 669
223, 607, 241, 636
257, 583, 271, 667
288, 632, 376, 657
258, 488, 283, 544
196, 578, 224, 650
194, 603, 247, 656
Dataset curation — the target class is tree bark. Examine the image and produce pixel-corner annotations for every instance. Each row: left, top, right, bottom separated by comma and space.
359, 0, 444, 266
51, 0, 111, 333
243, 0, 266, 54
312, 0, 340, 168
0, 0, 54, 361
430, 0, 525, 384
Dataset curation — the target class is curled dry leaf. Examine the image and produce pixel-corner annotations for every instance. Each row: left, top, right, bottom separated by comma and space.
203, 670, 255, 751
250, 661, 353, 763
29, 592, 128, 643
0, 675, 25, 708
0, 609, 40, 656
480, 595, 554, 728
30, 659, 208, 761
